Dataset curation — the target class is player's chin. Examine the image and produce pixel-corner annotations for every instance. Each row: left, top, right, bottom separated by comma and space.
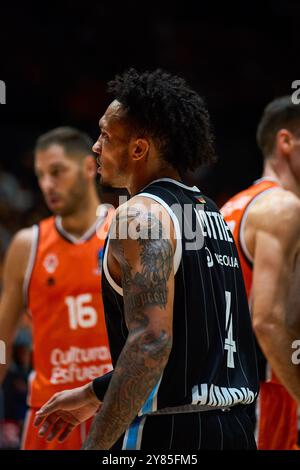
47, 202, 64, 214
98, 172, 114, 188
51, 203, 70, 216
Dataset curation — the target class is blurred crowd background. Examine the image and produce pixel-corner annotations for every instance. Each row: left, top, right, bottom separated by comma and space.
0, 0, 300, 447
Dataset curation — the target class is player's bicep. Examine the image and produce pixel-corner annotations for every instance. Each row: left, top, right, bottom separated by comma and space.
252, 229, 293, 326
0, 231, 31, 341
116, 210, 175, 338
285, 251, 300, 336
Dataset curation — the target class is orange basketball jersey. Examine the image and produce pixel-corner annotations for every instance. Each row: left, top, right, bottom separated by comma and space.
24, 207, 115, 408
221, 178, 299, 450
221, 177, 280, 299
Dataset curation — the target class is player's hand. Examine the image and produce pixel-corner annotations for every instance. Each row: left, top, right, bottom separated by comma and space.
33, 383, 101, 442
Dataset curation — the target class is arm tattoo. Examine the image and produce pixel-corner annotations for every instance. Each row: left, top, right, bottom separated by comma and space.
122, 212, 173, 320
82, 210, 174, 449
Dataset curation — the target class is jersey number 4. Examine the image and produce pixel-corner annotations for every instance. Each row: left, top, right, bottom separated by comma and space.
65, 294, 97, 330
224, 291, 236, 368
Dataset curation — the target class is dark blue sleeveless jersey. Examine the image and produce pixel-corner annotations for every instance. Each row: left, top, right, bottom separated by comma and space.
101, 178, 259, 415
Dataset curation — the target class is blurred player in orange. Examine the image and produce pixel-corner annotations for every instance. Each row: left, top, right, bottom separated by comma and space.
221, 96, 300, 450
0, 127, 114, 449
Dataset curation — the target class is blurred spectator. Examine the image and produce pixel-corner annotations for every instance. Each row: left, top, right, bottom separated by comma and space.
0, 326, 32, 449
0, 164, 34, 213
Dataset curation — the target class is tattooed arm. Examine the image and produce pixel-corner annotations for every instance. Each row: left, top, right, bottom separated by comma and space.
82, 200, 175, 449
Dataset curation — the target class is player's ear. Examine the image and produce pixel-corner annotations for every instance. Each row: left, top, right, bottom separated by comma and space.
84, 155, 97, 178
276, 129, 293, 157
130, 137, 150, 162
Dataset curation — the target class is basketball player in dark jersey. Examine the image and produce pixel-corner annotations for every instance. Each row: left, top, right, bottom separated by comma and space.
34, 69, 259, 450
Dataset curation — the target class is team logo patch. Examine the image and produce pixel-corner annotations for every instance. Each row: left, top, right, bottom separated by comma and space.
43, 253, 59, 274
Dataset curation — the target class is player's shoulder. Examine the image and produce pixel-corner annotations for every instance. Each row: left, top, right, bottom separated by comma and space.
4, 226, 37, 278
111, 194, 174, 246
115, 194, 169, 220
249, 188, 300, 238
10, 226, 36, 252
251, 187, 300, 218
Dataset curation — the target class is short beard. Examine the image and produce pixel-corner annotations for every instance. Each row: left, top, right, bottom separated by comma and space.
56, 171, 88, 216
97, 148, 129, 190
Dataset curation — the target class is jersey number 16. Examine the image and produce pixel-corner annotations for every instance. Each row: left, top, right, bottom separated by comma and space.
65, 293, 98, 330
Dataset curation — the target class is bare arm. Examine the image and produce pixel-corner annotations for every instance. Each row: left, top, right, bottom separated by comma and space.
83, 202, 175, 449
286, 250, 300, 337
249, 194, 300, 403
0, 229, 32, 383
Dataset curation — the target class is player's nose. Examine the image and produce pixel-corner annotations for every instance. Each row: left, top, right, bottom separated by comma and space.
92, 140, 101, 155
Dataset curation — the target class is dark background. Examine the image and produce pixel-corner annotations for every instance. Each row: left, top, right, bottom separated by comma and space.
1, 0, 300, 229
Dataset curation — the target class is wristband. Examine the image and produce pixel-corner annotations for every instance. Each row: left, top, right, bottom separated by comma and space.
92, 370, 113, 401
